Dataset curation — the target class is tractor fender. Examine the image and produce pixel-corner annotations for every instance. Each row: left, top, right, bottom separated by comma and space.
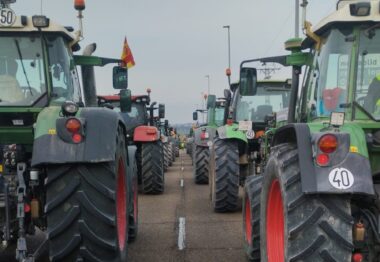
194, 126, 217, 147
272, 123, 375, 196
216, 124, 247, 143
31, 107, 126, 166
133, 126, 159, 142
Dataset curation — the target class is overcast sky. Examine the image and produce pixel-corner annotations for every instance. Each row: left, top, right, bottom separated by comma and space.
13, 0, 337, 123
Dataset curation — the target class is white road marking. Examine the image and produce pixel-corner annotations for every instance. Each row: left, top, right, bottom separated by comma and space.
181, 166, 184, 171
178, 217, 186, 250
180, 179, 184, 188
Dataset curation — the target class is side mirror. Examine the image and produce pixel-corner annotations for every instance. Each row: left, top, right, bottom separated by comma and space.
159, 103, 165, 119
113, 66, 128, 89
224, 89, 231, 101
193, 111, 198, 121
120, 89, 132, 113
207, 95, 216, 109
239, 67, 257, 96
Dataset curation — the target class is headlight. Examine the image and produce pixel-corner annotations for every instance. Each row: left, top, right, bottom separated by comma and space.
61, 101, 79, 116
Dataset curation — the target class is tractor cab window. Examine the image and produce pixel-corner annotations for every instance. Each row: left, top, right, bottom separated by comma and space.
215, 107, 225, 127
122, 102, 146, 130
0, 36, 46, 106
312, 29, 352, 117
356, 28, 380, 120
46, 36, 81, 104
235, 83, 291, 122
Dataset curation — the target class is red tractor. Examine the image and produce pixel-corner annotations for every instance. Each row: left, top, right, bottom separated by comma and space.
98, 93, 166, 194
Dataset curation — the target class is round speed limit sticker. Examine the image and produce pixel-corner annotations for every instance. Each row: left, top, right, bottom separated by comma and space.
0, 8, 16, 27
328, 168, 354, 190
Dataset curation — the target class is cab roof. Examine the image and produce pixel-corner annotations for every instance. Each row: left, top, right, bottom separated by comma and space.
0, 15, 76, 41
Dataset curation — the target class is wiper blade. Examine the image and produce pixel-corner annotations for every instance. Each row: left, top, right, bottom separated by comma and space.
14, 39, 33, 96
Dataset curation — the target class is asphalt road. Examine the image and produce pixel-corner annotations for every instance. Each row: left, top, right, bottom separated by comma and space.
129, 150, 245, 262
0, 150, 246, 262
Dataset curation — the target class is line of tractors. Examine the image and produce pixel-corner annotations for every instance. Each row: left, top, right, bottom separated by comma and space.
0, 0, 180, 261
188, 0, 380, 261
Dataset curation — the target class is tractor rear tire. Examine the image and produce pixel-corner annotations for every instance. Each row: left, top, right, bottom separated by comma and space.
243, 175, 262, 262
168, 143, 173, 166
193, 146, 209, 184
128, 160, 138, 242
46, 127, 129, 262
171, 143, 176, 162
210, 138, 239, 212
260, 143, 353, 262
163, 143, 169, 172
140, 141, 165, 194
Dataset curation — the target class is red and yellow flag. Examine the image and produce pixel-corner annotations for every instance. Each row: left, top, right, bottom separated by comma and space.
121, 37, 135, 69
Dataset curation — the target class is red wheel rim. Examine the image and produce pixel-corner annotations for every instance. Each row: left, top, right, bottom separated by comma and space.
266, 179, 284, 261
245, 195, 252, 245
116, 159, 127, 251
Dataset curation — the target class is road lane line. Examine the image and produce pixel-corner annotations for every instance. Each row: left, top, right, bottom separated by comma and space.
178, 217, 186, 250
180, 179, 184, 188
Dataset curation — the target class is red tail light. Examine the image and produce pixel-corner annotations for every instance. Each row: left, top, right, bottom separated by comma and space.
316, 153, 329, 166
72, 133, 83, 143
66, 118, 81, 133
352, 253, 363, 262
318, 134, 338, 153
200, 132, 209, 140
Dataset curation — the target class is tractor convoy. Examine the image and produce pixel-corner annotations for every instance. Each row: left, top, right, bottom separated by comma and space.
2, 0, 380, 261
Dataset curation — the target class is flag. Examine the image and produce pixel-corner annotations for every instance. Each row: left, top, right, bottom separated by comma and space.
121, 37, 135, 69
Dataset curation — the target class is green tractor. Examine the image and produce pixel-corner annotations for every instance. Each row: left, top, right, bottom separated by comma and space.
244, 1, 380, 261
192, 95, 226, 184
0, 1, 138, 261
97, 92, 166, 194
209, 77, 291, 212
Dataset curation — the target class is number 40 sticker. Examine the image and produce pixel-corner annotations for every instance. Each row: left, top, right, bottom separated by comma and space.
328, 168, 354, 190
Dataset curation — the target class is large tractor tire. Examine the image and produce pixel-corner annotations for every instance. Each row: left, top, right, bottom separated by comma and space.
46, 127, 129, 262
128, 160, 138, 242
168, 143, 173, 167
243, 175, 263, 262
171, 142, 176, 162
260, 143, 353, 262
140, 141, 165, 194
193, 146, 210, 184
210, 138, 239, 212
163, 143, 169, 172
175, 145, 180, 157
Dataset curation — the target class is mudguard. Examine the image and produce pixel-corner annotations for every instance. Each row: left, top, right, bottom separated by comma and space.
194, 126, 217, 147
133, 126, 159, 142
216, 124, 247, 143
272, 123, 375, 196
31, 107, 126, 166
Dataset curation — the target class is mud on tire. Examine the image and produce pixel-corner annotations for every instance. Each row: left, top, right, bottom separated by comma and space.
243, 175, 262, 262
46, 127, 129, 262
193, 146, 210, 184
260, 143, 353, 262
210, 138, 239, 212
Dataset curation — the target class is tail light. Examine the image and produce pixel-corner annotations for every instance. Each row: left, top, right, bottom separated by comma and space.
66, 118, 81, 133
65, 118, 83, 143
200, 132, 209, 140
318, 134, 338, 153
316, 153, 329, 166
352, 253, 363, 262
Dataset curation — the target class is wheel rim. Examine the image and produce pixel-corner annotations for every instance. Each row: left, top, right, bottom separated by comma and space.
245, 195, 252, 245
266, 179, 284, 261
116, 158, 127, 251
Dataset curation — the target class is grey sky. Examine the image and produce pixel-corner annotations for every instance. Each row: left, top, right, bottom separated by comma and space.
13, 0, 336, 123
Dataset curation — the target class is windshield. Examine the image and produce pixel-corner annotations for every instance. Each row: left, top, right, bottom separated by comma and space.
356, 28, 380, 120
215, 107, 225, 126
0, 36, 46, 106
315, 29, 352, 117
235, 82, 291, 122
